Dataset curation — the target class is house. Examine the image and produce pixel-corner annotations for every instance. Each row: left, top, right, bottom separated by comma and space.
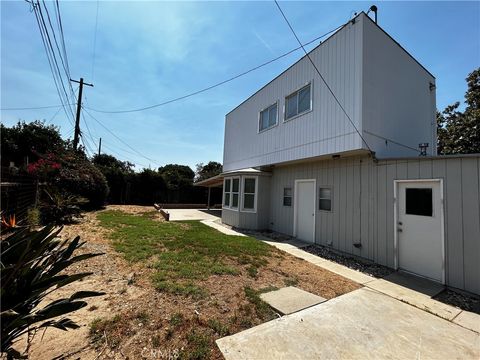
197, 12, 480, 295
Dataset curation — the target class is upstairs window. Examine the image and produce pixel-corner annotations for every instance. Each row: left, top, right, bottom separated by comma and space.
285, 83, 311, 120
283, 187, 292, 206
259, 103, 278, 132
242, 177, 256, 211
319, 187, 332, 211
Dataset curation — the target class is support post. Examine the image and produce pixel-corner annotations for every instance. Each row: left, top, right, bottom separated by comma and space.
207, 187, 211, 210
70, 77, 93, 150
98, 137, 102, 156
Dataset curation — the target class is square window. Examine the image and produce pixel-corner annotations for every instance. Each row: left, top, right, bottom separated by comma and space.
285, 83, 311, 120
405, 188, 432, 216
244, 194, 255, 209
244, 178, 256, 193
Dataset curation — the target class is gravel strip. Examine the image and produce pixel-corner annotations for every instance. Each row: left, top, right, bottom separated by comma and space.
303, 245, 393, 278
434, 289, 480, 314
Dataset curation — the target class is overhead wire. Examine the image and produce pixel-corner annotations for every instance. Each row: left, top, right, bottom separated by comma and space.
273, 0, 374, 154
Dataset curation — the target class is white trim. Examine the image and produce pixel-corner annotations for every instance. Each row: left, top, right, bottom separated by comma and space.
284, 81, 313, 122
222, 176, 240, 211
258, 100, 279, 133
293, 179, 316, 243
393, 178, 445, 284
240, 176, 258, 213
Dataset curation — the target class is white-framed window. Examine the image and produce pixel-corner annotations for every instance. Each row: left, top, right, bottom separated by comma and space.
231, 178, 240, 208
285, 83, 312, 121
259, 102, 278, 132
319, 187, 332, 211
283, 187, 292, 206
242, 177, 257, 212
223, 177, 239, 209
223, 178, 231, 207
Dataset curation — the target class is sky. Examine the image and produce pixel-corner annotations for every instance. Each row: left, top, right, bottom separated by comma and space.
1, 1, 479, 170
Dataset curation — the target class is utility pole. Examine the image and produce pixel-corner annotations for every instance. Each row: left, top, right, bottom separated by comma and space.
98, 137, 102, 156
70, 77, 93, 150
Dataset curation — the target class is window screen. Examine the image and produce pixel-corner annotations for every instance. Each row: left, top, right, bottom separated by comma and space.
405, 188, 433, 216
319, 187, 332, 211
283, 187, 292, 206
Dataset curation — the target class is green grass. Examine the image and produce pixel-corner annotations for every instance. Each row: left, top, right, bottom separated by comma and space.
97, 210, 272, 296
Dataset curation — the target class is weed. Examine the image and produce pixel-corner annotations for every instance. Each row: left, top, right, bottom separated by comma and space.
207, 318, 230, 336
247, 265, 258, 278
284, 276, 299, 287
169, 312, 184, 327
135, 311, 149, 323
89, 315, 122, 345
244, 287, 277, 320
151, 334, 161, 347
183, 330, 211, 360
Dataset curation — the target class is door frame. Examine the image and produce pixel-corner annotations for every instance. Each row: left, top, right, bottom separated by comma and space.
393, 178, 445, 284
293, 179, 316, 242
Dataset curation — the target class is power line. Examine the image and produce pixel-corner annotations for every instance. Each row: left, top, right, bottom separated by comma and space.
1, 24, 342, 113
273, 0, 373, 154
81, 106, 161, 166
83, 25, 343, 114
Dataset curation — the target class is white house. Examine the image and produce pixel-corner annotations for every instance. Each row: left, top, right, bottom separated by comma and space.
198, 12, 480, 295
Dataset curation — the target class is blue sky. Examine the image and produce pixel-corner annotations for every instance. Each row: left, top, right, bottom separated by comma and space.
1, 1, 479, 170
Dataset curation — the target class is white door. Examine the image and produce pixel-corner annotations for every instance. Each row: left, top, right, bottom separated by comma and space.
397, 181, 443, 283
295, 180, 315, 243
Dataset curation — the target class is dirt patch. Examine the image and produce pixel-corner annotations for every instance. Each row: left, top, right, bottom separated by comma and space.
14, 206, 360, 359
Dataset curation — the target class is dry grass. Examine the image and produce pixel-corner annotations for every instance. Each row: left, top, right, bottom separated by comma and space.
17, 205, 360, 360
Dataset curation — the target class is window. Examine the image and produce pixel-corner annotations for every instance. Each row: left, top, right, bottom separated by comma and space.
259, 103, 278, 132
232, 178, 239, 208
405, 188, 432, 216
223, 179, 231, 207
319, 187, 332, 211
285, 83, 311, 120
242, 177, 256, 211
283, 187, 292, 206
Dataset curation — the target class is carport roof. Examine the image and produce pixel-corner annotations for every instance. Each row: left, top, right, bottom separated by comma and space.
194, 174, 224, 187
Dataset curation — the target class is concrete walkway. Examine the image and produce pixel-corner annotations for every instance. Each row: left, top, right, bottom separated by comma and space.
217, 287, 480, 360
167, 209, 221, 221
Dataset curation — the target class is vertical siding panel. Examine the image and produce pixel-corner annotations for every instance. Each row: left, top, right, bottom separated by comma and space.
332, 165, 340, 248
419, 159, 433, 178
352, 161, 361, 256
461, 158, 480, 294
407, 160, 420, 178
445, 159, 464, 289
360, 159, 370, 259
376, 164, 387, 265
396, 161, 408, 179
386, 162, 396, 267
340, 162, 348, 252
370, 161, 378, 261
345, 161, 354, 254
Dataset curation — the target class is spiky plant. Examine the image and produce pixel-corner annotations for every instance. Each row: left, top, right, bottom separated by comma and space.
1, 225, 104, 359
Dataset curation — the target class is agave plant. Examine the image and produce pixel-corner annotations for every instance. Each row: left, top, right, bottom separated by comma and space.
1, 225, 104, 359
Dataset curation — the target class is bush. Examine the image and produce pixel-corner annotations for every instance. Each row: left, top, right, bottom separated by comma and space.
0, 226, 104, 358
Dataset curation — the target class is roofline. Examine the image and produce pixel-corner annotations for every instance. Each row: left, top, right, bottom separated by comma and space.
226, 13, 354, 117
226, 11, 435, 117
362, 12, 435, 79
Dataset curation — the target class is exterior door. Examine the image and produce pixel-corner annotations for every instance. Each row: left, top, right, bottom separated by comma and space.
295, 180, 315, 243
397, 180, 443, 283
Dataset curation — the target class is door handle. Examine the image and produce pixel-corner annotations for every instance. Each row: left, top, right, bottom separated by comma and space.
397, 228, 403, 232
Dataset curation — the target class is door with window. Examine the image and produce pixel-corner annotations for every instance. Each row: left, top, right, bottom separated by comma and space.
397, 180, 444, 283
294, 180, 315, 243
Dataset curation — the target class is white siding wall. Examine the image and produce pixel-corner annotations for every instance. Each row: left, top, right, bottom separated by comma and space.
362, 15, 437, 157
223, 15, 365, 172
269, 155, 480, 295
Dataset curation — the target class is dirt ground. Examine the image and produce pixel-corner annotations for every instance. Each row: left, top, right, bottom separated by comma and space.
13, 205, 360, 360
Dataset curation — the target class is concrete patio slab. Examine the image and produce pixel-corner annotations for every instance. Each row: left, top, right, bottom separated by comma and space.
259, 286, 326, 315
454, 311, 480, 333
217, 288, 480, 360
168, 209, 220, 221
366, 273, 461, 320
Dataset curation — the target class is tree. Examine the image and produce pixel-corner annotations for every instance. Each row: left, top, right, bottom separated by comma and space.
195, 161, 222, 182
437, 68, 480, 154
92, 154, 134, 204
158, 164, 194, 190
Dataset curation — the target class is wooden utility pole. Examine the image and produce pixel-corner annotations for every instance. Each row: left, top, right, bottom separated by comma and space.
98, 137, 102, 156
70, 77, 93, 150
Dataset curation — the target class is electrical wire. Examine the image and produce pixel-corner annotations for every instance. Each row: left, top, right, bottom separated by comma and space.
81, 106, 161, 166
1, 24, 342, 113
274, 0, 374, 154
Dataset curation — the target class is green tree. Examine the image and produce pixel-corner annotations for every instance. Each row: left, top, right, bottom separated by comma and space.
437, 68, 480, 154
195, 161, 222, 182
158, 164, 194, 190
92, 154, 134, 204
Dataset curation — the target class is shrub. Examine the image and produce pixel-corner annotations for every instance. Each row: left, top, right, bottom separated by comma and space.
0, 226, 104, 359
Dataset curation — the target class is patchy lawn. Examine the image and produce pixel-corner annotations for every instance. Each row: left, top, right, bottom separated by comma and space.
18, 206, 360, 360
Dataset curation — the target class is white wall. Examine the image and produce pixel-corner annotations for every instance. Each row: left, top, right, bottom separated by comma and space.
223, 15, 365, 172
361, 15, 437, 157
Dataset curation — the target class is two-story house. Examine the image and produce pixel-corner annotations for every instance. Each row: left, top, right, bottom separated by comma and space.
197, 12, 480, 295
